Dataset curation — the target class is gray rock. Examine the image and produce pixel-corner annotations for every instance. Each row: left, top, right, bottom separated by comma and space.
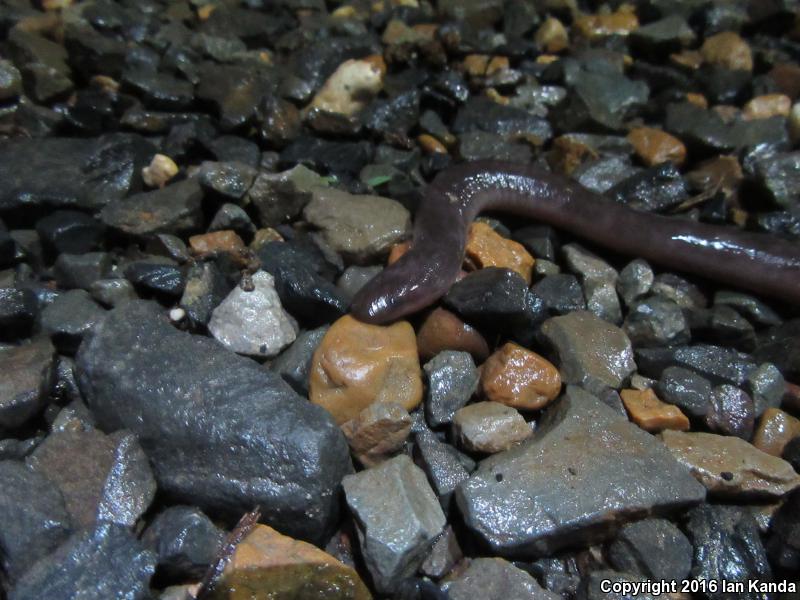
0, 58, 22, 101
26, 429, 156, 529
337, 265, 382, 301
179, 261, 231, 327
343, 454, 445, 593
579, 570, 657, 600
75, 300, 351, 543
452, 402, 531, 454
540, 311, 636, 393
623, 296, 690, 348
560, 69, 649, 132
303, 186, 411, 264
51, 399, 96, 434
414, 428, 471, 510
574, 156, 640, 194
420, 526, 462, 580
89, 278, 138, 308
424, 351, 478, 428
617, 259, 654, 307
651, 273, 707, 309
630, 15, 695, 57
41, 289, 106, 354
706, 384, 755, 439
0, 338, 56, 430
636, 344, 756, 386
607, 518, 692, 581
208, 203, 256, 239
655, 366, 712, 420
271, 326, 329, 395
752, 151, 800, 209
100, 178, 204, 237
562, 244, 622, 324
197, 161, 257, 202
713, 291, 782, 327
747, 363, 785, 416
208, 271, 297, 357
0, 460, 72, 580
9, 522, 155, 600
532, 274, 587, 316
53, 252, 113, 291
456, 387, 705, 558
36, 210, 105, 256
247, 164, 328, 227
445, 557, 559, 600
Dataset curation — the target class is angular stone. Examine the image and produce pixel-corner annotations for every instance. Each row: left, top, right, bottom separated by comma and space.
54, 253, 113, 291
655, 366, 713, 420
0, 338, 56, 430
423, 351, 478, 428
660, 430, 800, 499
445, 557, 559, 600
124, 262, 185, 298
343, 455, 445, 593
420, 525, 462, 580
620, 388, 690, 432
270, 326, 328, 395
75, 300, 350, 543
623, 296, 690, 347
41, 290, 106, 354
752, 408, 800, 457
532, 274, 587, 316
341, 402, 412, 467
706, 384, 755, 439
562, 243, 621, 324
465, 222, 534, 283
453, 401, 531, 454
607, 518, 692, 581
456, 387, 705, 557
246, 165, 328, 227
480, 343, 561, 411
36, 210, 105, 256
413, 428, 471, 509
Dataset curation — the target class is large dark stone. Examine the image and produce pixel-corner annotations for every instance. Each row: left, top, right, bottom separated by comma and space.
75, 300, 351, 543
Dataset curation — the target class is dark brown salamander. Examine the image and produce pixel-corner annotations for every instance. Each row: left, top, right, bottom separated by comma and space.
351, 160, 800, 324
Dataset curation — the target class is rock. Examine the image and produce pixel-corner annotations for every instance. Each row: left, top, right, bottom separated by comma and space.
207, 523, 370, 600
752, 408, 800, 457
413, 427, 471, 509
54, 253, 113, 291
0, 288, 38, 341
342, 454, 445, 593
540, 311, 636, 393
8, 522, 155, 600
465, 223, 534, 283
766, 488, 800, 571
627, 127, 686, 167
26, 429, 156, 529
562, 244, 621, 324
700, 31, 753, 72
341, 402, 412, 467
416, 308, 490, 363
0, 339, 56, 430
0, 460, 72, 580
75, 300, 350, 543
607, 518, 692, 581
178, 261, 231, 327
142, 506, 224, 580
705, 384, 755, 439
573, 9, 639, 39
744, 94, 792, 120
100, 178, 204, 237
246, 164, 329, 227
685, 505, 772, 600
617, 259, 654, 306
141, 154, 179, 188
624, 296, 690, 348
456, 386, 705, 557
755, 320, 800, 382
535, 18, 569, 54
303, 187, 411, 264
714, 291, 782, 327
209, 204, 256, 239
636, 344, 756, 386
309, 57, 385, 117
512, 225, 559, 262
195, 63, 274, 131
336, 265, 381, 301
0, 58, 22, 100
124, 262, 185, 298
630, 15, 695, 58
270, 326, 328, 395
310, 315, 422, 425
655, 366, 713, 420
480, 343, 561, 411
281, 137, 373, 178
197, 161, 257, 203
423, 351, 479, 428
459, 131, 533, 164
36, 210, 105, 256
532, 274, 587, 316
660, 430, 800, 499
607, 162, 689, 212
620, 388, 690, 432
452, 401, 532, 454
782, 436, 800, 472
208, 271, 297, 358
41, 289, 105, 354
188, 231, 246, 259
445, 557, 559, 600
751, 151, 800, 209
420, 526, 462, 580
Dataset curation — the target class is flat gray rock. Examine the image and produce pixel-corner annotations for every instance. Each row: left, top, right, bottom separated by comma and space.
0, 338, 57, 430
445, 557, 560, 600
75, 300, 351, 543
456, 386, 706, 558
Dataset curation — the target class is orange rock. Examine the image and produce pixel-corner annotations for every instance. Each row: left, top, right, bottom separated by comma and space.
416, 308, 490, 363
209, 524, 371, 600
549, 135, 599, 175
700, 31, 753, 72
743, 94, 792, 120
574, 9, 639, 40
463, 54, 489, 77
309, 315, 422, 425
418, 134, 448, 155
534, 17, 568, 53
686, 92, 708, 108
752, 408, 800, 457
189, 230, 246, 257
465, 222, 534, 283
486, 56, 510, 76
480, 343, 561, 411
387, 240, 412, 265
621, 388, 690, 433
341, 402, 412, 467
627, 127, 687, 167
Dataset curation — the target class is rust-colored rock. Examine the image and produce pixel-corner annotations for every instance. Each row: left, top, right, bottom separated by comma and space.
486, 56, 509, 76
574, 9, 639, 40
387, 240, 412, 265
309, 315, 422, 425
416, 308, 490, 363
700, 31, 753, 72
549, 135, 599, 176
767, 63, 800, 100
685, 92, 708, 108
452, 401, 532, 454
189, 230, 246, 258
686, 155, 743, 197
752, 408, 800, 457
534, 17, 568, 53
208, 524, 371, 600
341, 402, 412, 467
671, 50, 703, 70
465, 222, 534, 283
743, 94, 792, 120
480, 343, 561, 411
249, 228, 284, 250
627, 127, 686, 167
418, 134, 448, 155
621, 388, 690, 433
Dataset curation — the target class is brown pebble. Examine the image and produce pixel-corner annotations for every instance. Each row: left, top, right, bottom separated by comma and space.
309, 315, 422, 425
418, 133, 448, 155
341, 402, 412, 467
452, 401, 532, 454
249, 228, 284, 250
534, 17, 568, 53
387, 240, 412, 265
549, 135, 599, 175
621, 388, 690, 433
480, 343, 561, 411
465, 222, 534, 284
784, 382, 800, 414
416, 308, 490, 363
686, 155, 743, 196
486, 56, 509, 77
743, 94, 792, 120
767, 63, 800, 100
752, 408, 800, 457
700, 31, 753, 72
685, 92, 708, 108
574, 9, 639, 40
189, 230, 246, 257
463, 54, 489, 77
670, 50, 703, 70
627, 127, 687, 167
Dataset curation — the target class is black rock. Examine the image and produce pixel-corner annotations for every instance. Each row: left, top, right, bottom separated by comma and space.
452, 96, 552, 143
783, 436, 800, 473
195, 63, 275, 131
280, 137, 373, 176
364, 89, 421, 137
459, 131, 532, 164
0, 287, 39, 341
532, 274, 587, 317
257, 241, 348, 325
606, 162, 689, 212
205, 135, 262, 169
53, 253, 113, 291
121, 69, 195, 111
423, 351, 479, 428
713, 291, 782, 328
685, 504, 773, 600
209, 204, 256, 239
197, 161, 257, 203
178, 261, 232, 327
35, 210, 105, 256
698, 65, 751, 105
75, 301, 351, 543
41, 289, 106, 354
0, 220, 17, 268
607, 518, 692, 581
124, 262, 185, 298
705, 384, 755, 439
8, 522, 155, 600
635, 344, 756, 385
664, 102, 736, 155
755, 319, 800, 382
512, 225, 559, 261
630, 15, 695, 59
270, 326, 328, 395
142, 505, 224, 580
751, 151, 800, 209
0, 58, 22, 101
0, 460, 72, 581
656, 366, 713, 420
0, 338, 57, 431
